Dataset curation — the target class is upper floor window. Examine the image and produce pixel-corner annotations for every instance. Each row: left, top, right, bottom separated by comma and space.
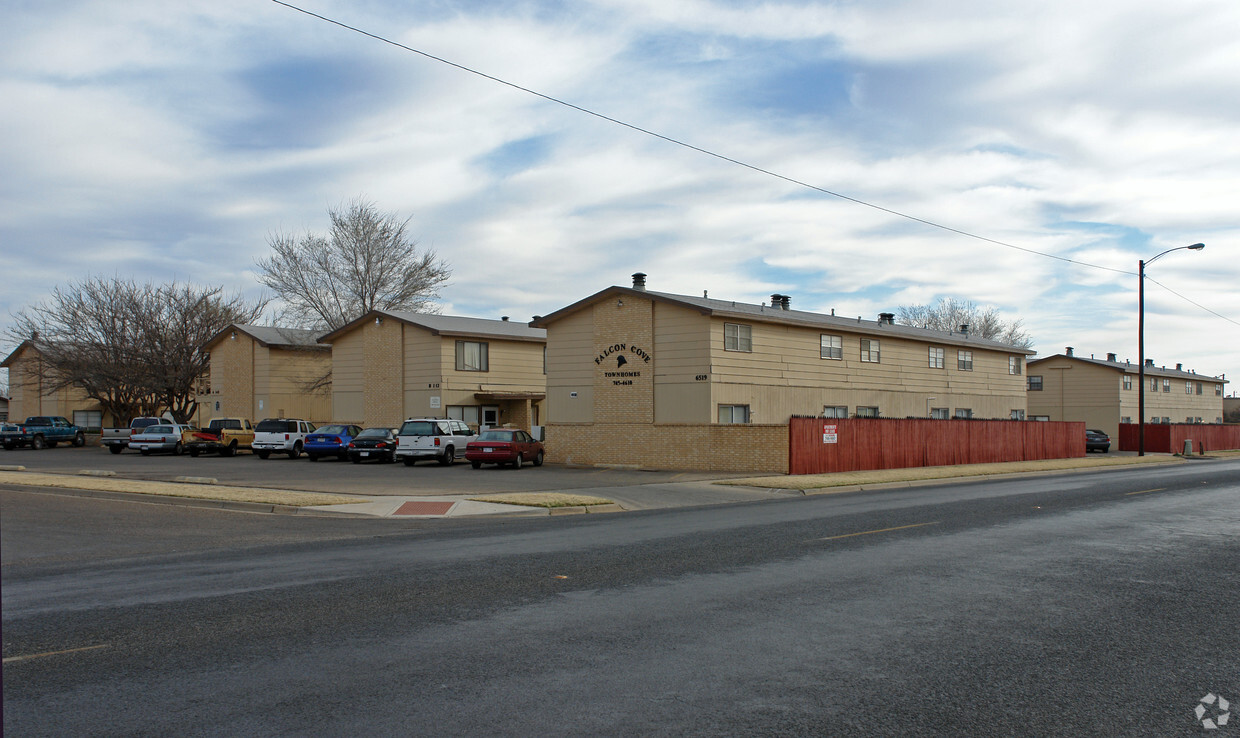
929, 347, 944, 369
1150, 377, 1158, 391
1123, 375, 1132, 390
860, 339, 880, 363
1218, 385, 1224, 396
1196, 382, 1203, 395
456, 340, 489, 372
820, 334, 842, 360
1009, 356, 1022, 375
724, 323, 752, 352
1162, 378, 1171, 393
1186, 381, 1193, 394
958, 350, 974, 371
1028, 376, 1043, 391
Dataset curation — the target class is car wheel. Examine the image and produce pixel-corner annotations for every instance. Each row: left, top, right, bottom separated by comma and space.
140, 449, 151, 456
174, 442, 183, 456
351, 456, 361, 464
533, 451, 544, 467
73, 432, 86, 447
470, 460, 481, 469
3, 441, 15, 451
288, 443, 301, 460
189, 448, 200, 458
403, 457, 417, 467
438, 447, 454, 466
108, 444, 123, 454
31, 435, 45, 450
48, 441, 59, 448
513, 453, 523, 469
222, 442, 236, 457
307, 453, 318, 462
257, 450, 270, 460
338, 453, 348, 462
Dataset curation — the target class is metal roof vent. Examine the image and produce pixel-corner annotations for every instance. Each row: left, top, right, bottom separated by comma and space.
960, 324, 969, 336
631, 272, 647, 291
1176, 363, 1183, 370
878, 312, 895, 325
501, 316, 509, 322
1107, 352, 1117, 362
1066, 346, 1074, 356
780, 295, 791, 310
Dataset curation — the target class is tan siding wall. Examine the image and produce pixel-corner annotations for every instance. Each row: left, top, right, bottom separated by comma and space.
263, 348, 331, 423
5, 349, 110, 425
653, 304, 712, 422
592, 296, 654, 424
545, 307, 596, 423
330, 328, 365, 424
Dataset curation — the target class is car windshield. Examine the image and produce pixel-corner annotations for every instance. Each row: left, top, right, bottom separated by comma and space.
399, 421, 437, 435
316, 425, 350, 435
356, 428, 390, 438
476, 431, 514, 441
133, 418, 161, 429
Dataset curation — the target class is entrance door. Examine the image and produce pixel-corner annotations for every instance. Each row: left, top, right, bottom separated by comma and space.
482, 406, 499, 428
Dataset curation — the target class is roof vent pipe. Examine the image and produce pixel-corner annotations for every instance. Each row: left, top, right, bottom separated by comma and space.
1146, 359, 1155, 367
501, 316, 509, 322
780, 295, 791, 310
771, 294, 784, 309
1107, 352, 1117, 362
631, 272, 647, 291
878, 312, 895, 325
1066, 346, 1074, 356
1176, 363, 1183, 370
960, 324, 969, 336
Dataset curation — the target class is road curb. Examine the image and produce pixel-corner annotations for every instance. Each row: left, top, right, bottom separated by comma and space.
0, 484, 308, 515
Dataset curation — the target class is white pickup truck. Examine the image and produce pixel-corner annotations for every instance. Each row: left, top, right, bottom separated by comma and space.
395, 418, 475, 466
101, 417, 163, 454
252, 418, 317, 459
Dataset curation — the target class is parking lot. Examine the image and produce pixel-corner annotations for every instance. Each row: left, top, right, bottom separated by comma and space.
0, 444, 780, 510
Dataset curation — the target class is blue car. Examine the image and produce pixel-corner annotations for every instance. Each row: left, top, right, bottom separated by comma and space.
304, 424, 363, 461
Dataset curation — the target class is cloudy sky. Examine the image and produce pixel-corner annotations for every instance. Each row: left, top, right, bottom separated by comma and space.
3, 0, 1238, 392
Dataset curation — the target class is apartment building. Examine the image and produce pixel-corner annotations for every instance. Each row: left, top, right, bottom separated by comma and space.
199, 324, 332, 425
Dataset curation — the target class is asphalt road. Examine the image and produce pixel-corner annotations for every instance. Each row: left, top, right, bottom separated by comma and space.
3, 459, 1238, 736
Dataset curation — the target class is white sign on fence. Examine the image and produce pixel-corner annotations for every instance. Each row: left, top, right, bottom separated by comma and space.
823, 423, 838, 444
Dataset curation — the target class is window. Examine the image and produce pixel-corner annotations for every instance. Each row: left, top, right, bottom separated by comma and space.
930, 408, 949, 420
1186, 381, 1193, 395
1163, 416, 1170, 424
447, 405, 481, 425
1196, 382, 1203, 395
855, 406, 879, 418
1123, 375, 1132, 390
1162, 379, 1170, 393
860, 339, 880, 363
72, 410, 102, 432
1009, 356, 1022, 375
958, 350, 973, 371
823, 406, 848, 418
1121, 416, 1132, 424
1027, 376, 1043, 391
954, 408, 973, 419
456, 340, 489, 372
718, 405, 749, 424
820, 334, 842, 360
1218, 385, 1223, 396
929, 347, 944, 369
724, 323, 752, 352
1150, 377, 1158, 391
1010, 409, 1026, 420
1031, 415, 1050, 421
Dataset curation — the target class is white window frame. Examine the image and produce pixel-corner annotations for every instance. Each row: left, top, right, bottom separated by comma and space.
954, 408, 973, 419
1009, 356, 1022, 375
860, 339, 880, 363
724, 323, 752, 352
717, 404, 750, 424
820, 334, 842, 360
1162, 378, 1170, 393
455, 340, 489, 372
929, 347, 944, 369
930, 407, 950, 420
958, 350, 973, 371
1123, 375, 1132, 390
1010, 409, 1025, 420
822, 405, 848, 418
855, 406, 879, 418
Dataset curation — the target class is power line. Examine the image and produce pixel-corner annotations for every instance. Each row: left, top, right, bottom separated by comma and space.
272, 1, 1236, 325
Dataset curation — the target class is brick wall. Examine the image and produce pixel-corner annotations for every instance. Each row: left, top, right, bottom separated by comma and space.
363, 320, 405, 427
546, 422, 788, 473
212, 333, 254, 419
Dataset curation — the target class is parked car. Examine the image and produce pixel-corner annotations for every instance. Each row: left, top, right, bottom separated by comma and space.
183, 418, 255, 457
394, 418, 475, 466
128, 423, 194, 455
101, 417, 163, 454
1, 416, 86, 450
348, 428, 399, 464
252, 418, 317, 459
465, 429, 545, 469
304, 424, 363, 461
1086, 429, 1111, 453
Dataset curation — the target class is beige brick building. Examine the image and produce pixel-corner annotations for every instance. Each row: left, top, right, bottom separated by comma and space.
1, 340, 116, 429
1027, 350, 1227, 439
198, 325, 332, 426
318, 310, 546, 429
531, 274, 1035, 472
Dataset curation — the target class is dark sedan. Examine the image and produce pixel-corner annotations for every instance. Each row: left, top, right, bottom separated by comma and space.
305, 424, 363, 461
1086, 429, 1111, 453
347, 428, 398, 464
465, 429, 545, 469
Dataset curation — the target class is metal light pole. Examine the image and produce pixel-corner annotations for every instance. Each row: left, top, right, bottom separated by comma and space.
1138, 243, 1204, 456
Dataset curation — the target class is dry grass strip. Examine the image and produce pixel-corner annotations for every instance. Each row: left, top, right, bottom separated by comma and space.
0, 471, 363, 507
468, 492, 614, 508
719, 454, 1185, 491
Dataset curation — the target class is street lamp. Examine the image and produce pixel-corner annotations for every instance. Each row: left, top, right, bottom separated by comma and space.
1138, 242, 1204, 456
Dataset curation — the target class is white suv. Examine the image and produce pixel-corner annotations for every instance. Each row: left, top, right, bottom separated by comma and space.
395, 418, 475, 466
252, 418, 317, 459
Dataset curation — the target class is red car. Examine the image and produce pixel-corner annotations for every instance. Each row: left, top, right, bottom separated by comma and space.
465, 429, 545, 469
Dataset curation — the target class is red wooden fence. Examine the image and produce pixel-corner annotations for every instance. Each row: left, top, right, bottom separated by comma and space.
1117, 423, 1240, 453
788, 417, 1085, 475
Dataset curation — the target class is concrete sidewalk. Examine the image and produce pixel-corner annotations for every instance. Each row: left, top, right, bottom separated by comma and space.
297, 495, 624, 518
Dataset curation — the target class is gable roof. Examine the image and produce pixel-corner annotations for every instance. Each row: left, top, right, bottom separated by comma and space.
1028, 353, 1227, 383
0, 339, 47, 368
531, 286, 1036, 355
203, 324, 329, 353
317, 310, 546, 345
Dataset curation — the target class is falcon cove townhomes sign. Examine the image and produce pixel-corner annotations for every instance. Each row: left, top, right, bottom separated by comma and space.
595, 342, 651, 386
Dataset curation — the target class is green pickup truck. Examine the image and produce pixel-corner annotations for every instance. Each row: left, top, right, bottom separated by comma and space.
1, 416, 87, 450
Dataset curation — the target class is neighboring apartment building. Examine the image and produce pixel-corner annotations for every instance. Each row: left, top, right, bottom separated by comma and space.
317, 310, 547, 429
1026, 350, 1227, 440
199, 325, 332, 425
0, 394, 9, 422
530, 273, 1034, 471
1, 339, 116, 430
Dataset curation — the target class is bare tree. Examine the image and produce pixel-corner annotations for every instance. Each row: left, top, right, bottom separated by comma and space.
7, 278, 265, 424
255, 198, 452, 331
897, 297, 1034, 349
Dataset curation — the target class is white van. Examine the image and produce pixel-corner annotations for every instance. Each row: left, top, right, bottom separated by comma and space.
395, 418, 475, 466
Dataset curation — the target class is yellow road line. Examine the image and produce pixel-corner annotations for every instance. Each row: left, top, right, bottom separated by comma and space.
3, 644, 110, 664
819, 521, 940, 541
1125, 488, 1165, 496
